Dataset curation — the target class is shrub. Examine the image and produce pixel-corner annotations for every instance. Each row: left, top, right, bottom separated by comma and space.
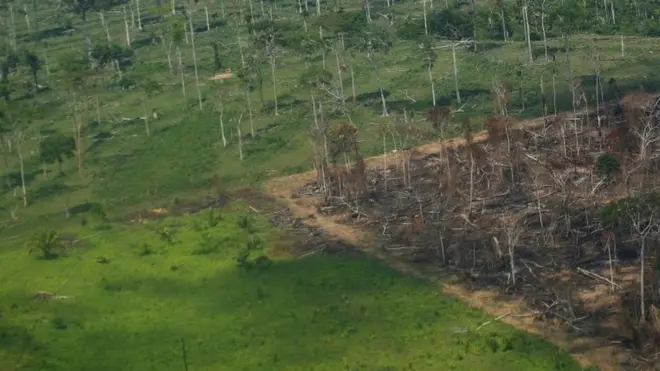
234, 236, 270, 269
207, 209, 222, 227
52, 317, 68, 330
27, 229, 65, 260
159, 228, 177, 244
595, 153, 620, 177
139, 244, 154, 256
237, 215, 256, 233
191, 233, 221, 255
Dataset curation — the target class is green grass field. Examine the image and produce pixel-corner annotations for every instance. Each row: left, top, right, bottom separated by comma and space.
1, 0, 657, 369
0, 205, 588, 371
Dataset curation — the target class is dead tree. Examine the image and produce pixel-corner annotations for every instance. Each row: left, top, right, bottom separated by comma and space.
500, 212, 524, 285
626, 202, 658, 323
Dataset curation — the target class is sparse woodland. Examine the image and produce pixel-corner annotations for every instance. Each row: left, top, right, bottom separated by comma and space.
2, 0, 660, 369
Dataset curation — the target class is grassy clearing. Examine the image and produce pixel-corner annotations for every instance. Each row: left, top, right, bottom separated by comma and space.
0, 205, 587, 371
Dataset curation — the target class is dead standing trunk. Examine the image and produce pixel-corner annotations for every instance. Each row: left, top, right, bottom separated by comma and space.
142, 98, 150, 136
136, 0, 143, 31
16, 132, 27, 206
177, 46, 187, 107
82, 10, 93, 58
269, 54, 279, 115
123, 4, 132, 48
189, 11, 203, 110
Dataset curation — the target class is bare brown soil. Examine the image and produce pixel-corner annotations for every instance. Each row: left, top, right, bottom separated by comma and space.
209, 69, 234, 80
263, 101, 660, 370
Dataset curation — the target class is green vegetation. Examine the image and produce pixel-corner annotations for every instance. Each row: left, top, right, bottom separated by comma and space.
0, 207, 588, 371
1, 0, 657, 368
595, 153, 620, 178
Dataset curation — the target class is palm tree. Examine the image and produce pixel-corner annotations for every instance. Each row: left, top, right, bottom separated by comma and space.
28, 230, 65, 259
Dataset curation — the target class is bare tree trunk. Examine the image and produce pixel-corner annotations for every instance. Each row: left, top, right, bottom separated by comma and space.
620, 35, 625, 58
95, 95, 102, 125
382, 133, 387, 192
316, 0, 321, 15
82, 10, 92, 57
171, 0, 176, 15
334, 47, 345, 105
220, 98, 227, 147
142, 99, 150, 136
205, 6, 210, 31
423, 0, 428, 35
350, 64, 356, 104
469, 152, 474, 214
100, 11, 111, 43
237, 113, 244, 161
244, 83, 255, 136
8, 4, 16, 50
365, 0, 372, 23
164, 38, 174, 74
16, 133, 27, 206
523, 4, 533, 63
541, 0, 548, 62
552, 73, 557, 115
428, 64, 436, 106
123, 5, 132, 48
641, 237, 646, 322
23, 4, 30, 32
270, 55, 279, 115
452, 43, 461, 104
130, 4, 136, 29
189, 13, 203, 110
311, 94, 327, 194
606, 234, 615, 292
373, 65, 388, 116
136, 0, 143, 30
500, 9, 508, 42
177, 46, 187, 107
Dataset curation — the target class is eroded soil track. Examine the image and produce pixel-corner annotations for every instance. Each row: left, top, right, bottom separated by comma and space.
264, 109, 636, 371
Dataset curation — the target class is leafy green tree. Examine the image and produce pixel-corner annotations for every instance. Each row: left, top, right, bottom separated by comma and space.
39, 133, 76, 175
0, 48, 19, 101
28, 229, 65, 259
90, 43, 134, 72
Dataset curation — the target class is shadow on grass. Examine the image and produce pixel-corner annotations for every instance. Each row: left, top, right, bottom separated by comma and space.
31, 26, 72, 42
32, 181, 75, 203
64, 253, 585, 371
0, 170, 40, 193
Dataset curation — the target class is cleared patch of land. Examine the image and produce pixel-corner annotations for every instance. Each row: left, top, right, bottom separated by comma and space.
265, 97, 660, 371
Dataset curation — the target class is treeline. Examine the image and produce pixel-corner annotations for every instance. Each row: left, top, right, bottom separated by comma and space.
397, 0, 660, 41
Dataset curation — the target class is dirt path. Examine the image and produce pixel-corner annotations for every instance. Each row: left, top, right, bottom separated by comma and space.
264, 111, 631, 371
